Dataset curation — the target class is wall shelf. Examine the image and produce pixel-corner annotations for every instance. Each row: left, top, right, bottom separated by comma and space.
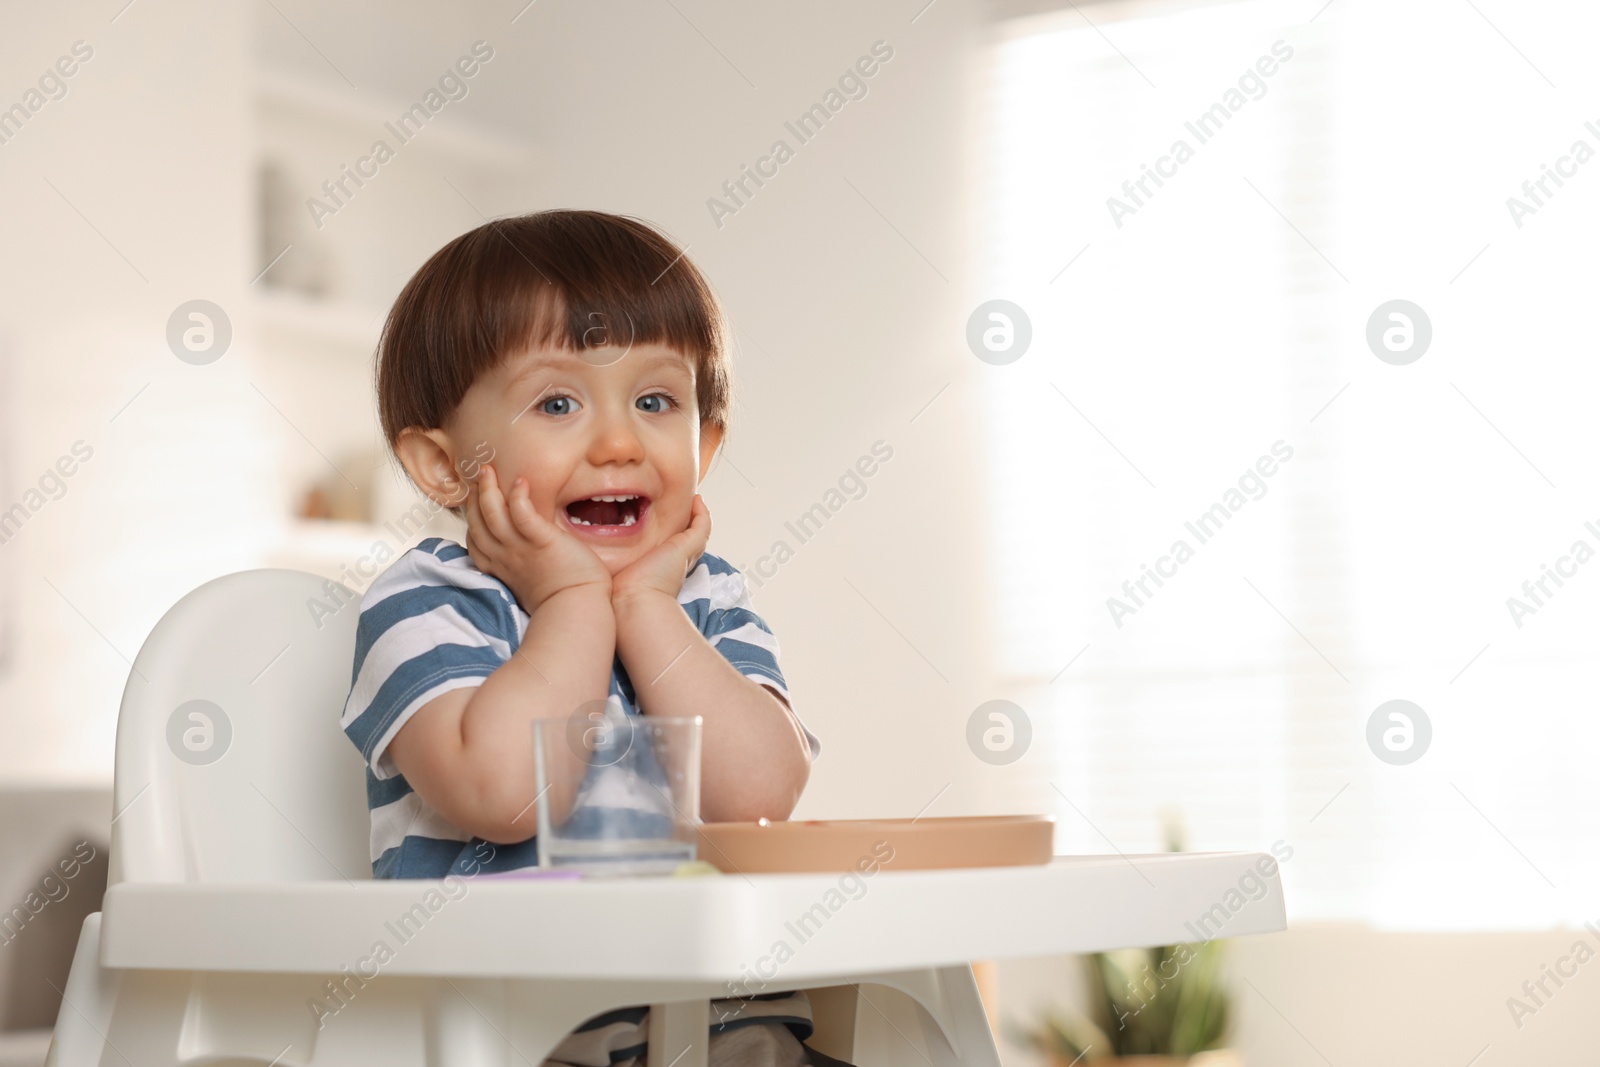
246, 60, 520, 590
254, 66, 537, 168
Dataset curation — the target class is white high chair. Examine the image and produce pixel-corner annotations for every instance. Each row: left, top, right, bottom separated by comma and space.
48, 568, 1288, 1067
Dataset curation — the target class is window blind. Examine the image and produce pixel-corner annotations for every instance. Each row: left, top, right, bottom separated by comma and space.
977, 0, 1600, 929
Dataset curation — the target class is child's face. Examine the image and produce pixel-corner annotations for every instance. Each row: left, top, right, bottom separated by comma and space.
445, 341, 721, 576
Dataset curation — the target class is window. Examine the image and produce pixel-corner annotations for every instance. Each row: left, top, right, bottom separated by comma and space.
979, 0, 1599, 928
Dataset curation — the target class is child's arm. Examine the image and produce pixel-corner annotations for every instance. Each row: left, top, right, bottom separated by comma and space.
387, 466, 616, 844
612, 496, 812, 823
386, 586, 614, 844
615, 594, 810, 822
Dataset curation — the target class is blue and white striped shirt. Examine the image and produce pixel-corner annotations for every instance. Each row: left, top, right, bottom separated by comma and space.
340, 537, 820, 879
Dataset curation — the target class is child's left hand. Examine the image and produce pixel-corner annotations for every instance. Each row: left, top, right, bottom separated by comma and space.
612, 494, 711, 606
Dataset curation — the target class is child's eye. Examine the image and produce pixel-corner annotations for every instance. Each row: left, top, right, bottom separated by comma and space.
636, 393, 675, 414
541, 394, 578, 416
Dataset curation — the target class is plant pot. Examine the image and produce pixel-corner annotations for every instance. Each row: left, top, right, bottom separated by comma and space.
1051, 1051, 1242, 1067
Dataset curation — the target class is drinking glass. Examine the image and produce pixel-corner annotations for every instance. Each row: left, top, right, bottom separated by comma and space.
532, 703, 702, 876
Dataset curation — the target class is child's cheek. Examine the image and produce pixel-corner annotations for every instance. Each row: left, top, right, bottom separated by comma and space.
534, 483, 566, 523
455, 438, 497, 482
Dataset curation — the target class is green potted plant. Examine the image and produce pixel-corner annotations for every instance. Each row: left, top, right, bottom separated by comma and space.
1006, 940, 1236, 1066
1006, 815, 1239, 1066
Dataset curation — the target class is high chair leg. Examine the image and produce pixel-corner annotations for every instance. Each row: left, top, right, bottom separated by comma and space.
44, 913, 120, 1067
821, 966, 1002, 1067
800, 985, 859, 1062
646, 999, 708, 1067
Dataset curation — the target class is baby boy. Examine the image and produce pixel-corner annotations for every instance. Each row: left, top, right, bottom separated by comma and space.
340, 210, 841, 1066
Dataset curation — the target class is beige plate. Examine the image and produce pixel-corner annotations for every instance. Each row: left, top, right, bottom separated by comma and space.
693, 815, 1055, 874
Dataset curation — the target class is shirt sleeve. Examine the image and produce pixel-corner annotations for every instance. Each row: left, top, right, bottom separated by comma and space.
686, 554, 822, 762
340, 541, 524, 780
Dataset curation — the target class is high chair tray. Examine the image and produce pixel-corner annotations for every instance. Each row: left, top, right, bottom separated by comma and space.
695, 815, 1054, 873
97, 850, 1286, 981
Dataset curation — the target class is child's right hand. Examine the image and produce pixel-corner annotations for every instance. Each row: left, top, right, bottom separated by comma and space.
463, 464, 612, 611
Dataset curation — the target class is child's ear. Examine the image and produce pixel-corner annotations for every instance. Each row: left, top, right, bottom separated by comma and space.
696, 422, 725, 483
394, 426, 469, 508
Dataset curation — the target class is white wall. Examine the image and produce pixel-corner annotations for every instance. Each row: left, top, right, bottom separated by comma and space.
0, 3, 270, 780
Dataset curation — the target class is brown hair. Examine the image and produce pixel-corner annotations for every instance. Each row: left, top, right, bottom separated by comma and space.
376, 209, 732, 497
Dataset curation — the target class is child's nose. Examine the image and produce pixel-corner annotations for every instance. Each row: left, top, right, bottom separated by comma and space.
586, 403, 646, 464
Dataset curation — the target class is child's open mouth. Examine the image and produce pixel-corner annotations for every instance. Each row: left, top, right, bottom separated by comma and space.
563, 493, 648, 537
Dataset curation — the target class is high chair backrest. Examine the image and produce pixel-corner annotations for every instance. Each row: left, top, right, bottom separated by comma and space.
109, 569, 372, 885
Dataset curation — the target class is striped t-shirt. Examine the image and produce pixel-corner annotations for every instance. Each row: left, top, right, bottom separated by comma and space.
340, 536, 821, 880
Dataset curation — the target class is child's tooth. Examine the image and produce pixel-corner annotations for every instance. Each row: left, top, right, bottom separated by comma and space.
621, 513, 636, 526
